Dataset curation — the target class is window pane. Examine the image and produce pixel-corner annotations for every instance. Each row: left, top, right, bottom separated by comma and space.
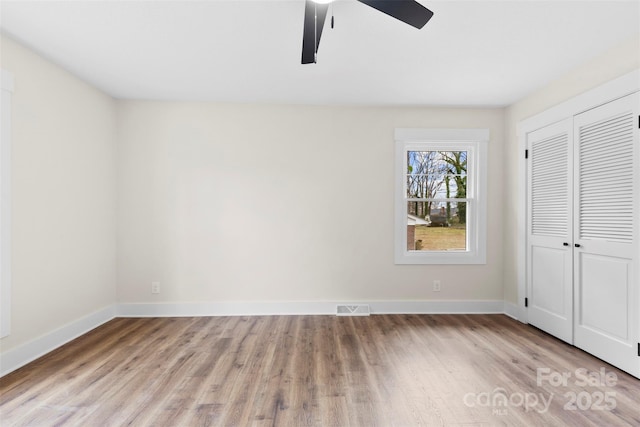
406, 151, 467, 200
407, 201, 467, 251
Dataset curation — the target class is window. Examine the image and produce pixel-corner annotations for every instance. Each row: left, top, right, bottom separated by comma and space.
395, 128, 488, 264
1, 69, 13, 338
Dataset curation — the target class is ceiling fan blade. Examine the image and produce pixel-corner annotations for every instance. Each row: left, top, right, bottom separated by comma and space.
356, 0, 433, 29
302, 0, 329, 64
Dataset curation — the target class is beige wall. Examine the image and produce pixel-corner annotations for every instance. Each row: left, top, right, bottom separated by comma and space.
0, 35, 117, 352
502, 34, 640, 303
117, 102, 505, 303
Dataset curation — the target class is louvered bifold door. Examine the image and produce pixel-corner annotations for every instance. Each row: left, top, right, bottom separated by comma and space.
573, 92, 639, 376
527, 118, 574, 344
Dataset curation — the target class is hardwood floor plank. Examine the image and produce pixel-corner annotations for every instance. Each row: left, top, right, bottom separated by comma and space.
1, 314, 639, 426
312, 317, 349, 427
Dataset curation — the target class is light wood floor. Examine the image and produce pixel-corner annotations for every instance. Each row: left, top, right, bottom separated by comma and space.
1, 314, 639, 426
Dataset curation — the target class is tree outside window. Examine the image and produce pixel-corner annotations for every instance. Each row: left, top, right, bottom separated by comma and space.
406, 150, 467, 251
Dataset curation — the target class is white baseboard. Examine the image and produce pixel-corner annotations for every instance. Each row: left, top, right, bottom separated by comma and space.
373, 300, 505, 314
503, 301, 527, 323
0, 305, 115, 377
117, 300, 506, 317
117, 301, 337, 317
1, 300, 507, 378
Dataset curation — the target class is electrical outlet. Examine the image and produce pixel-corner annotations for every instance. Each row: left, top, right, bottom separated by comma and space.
151, 281, 160, 294
433, 280, 441, 292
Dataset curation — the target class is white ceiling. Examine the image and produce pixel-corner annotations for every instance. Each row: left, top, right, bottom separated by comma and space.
1, 0, 638, 106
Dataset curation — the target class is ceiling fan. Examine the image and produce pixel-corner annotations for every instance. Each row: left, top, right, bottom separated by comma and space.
301, 0, 434, 64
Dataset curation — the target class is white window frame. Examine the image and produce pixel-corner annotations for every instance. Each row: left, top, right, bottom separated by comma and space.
1, 69, 13, 338
394, 128, 488, 264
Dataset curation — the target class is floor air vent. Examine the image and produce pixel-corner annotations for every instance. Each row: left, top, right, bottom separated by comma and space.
336, 304, 370, 316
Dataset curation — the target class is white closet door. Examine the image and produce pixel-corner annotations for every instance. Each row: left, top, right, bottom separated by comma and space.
527, 118, 574, 343
574, 92, 639, 376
